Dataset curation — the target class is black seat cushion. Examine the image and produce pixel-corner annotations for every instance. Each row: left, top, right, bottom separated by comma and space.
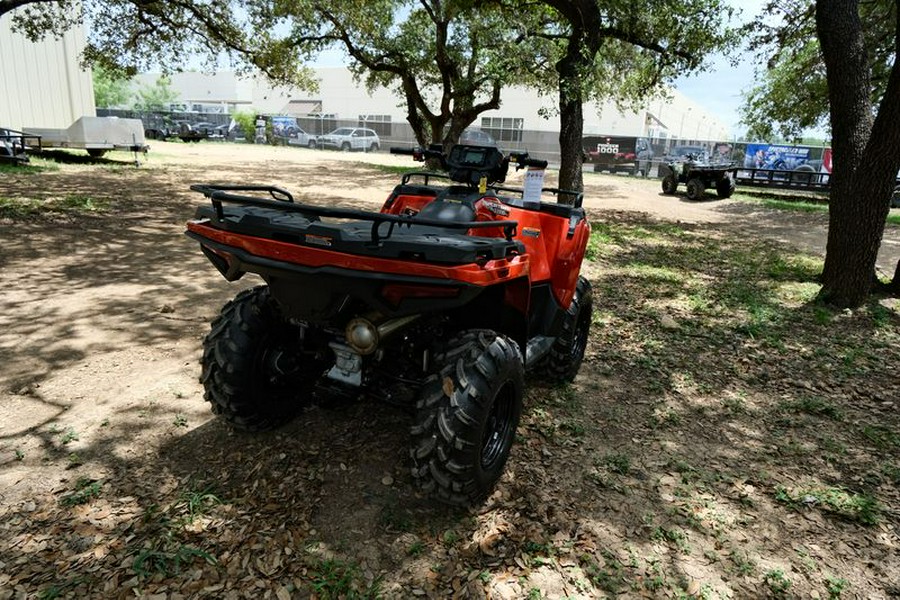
415, 200, 475, 223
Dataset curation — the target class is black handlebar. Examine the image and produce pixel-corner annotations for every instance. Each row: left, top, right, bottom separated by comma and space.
389, 147, 419, 156
509, 152, 548, 170
391, 145, 546, 171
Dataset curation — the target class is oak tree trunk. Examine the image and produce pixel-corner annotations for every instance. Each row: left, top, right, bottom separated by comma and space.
816, 0, 900, 307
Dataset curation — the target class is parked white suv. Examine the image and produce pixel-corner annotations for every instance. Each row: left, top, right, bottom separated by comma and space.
315, 127, 380, 152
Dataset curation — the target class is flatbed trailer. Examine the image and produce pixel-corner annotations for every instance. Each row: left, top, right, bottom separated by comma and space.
24, 116, 148, 161
0, 127, 42, 165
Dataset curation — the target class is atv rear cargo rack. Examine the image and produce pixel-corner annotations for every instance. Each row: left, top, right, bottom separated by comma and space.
190, 183, 519, 243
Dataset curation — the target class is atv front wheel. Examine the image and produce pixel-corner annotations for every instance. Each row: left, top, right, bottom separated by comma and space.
661, 174, 678, 195
410, 330, 524, 506
201, 286, 324, 431
542, 276, 593, 382
686, 178, 706, 201
716, 177, 735, 199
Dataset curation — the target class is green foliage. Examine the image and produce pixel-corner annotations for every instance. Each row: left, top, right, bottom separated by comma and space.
92, 64, 133, 108
60, 477, 103, 507
740, 39, 829, 140
133, 75, 179, 111
8, 1, 317, 88
132, 542, 216, 578
825, 574, 849, 599
0, 194, 106, 217
231, 111, 257, 141
743, 0, 896, 140
307, 557, 379, 599
775, 485, 881, 525
763, 568, 791, 598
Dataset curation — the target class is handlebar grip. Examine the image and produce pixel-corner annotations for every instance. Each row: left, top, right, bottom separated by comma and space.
390, 147, 418, 155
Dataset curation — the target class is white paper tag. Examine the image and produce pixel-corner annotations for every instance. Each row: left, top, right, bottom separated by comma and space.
523, 168, 545, 202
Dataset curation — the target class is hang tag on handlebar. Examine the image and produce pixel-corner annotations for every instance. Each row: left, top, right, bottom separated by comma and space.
523, 167, 545, 202
479, 176, 487, 194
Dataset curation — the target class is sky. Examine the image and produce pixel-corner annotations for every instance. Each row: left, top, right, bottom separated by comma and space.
673, 55, 757, 139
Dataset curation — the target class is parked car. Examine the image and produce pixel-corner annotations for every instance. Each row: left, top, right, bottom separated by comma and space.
315, 127, 380, 152
284, 127, 315, 148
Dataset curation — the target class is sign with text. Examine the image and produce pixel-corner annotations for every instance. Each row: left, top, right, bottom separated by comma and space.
523, 168, 545, 202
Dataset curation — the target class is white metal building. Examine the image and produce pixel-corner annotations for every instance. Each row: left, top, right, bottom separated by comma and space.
0, 12, 95, 130
132, 67, 730, 144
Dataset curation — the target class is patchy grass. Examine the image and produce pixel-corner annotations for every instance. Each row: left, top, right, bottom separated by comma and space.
0, 193, 108, 217
59, 477, 103, 507
0, 157, 60, 174
358, 162, 425, 177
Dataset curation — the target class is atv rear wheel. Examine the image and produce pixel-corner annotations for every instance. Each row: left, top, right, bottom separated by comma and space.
410, 330, 524, 506
661, 174, 678, 194
686, 178, 706, 201
542, 276, 593, 382
716, 176, 736, 199
201, 286, 324, 431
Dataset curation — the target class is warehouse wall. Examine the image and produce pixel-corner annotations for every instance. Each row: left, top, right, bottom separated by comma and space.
0, 12, 95, 130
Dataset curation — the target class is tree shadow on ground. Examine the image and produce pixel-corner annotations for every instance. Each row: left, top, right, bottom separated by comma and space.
0, 160, 898, 598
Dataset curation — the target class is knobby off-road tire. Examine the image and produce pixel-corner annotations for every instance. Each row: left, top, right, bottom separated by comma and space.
716, 176, 736, 199
201, 286, 321, 431
661, 174, 678, 195
410, 330, 525, 507
542, 276, 593, 383
686, 178, 706, 201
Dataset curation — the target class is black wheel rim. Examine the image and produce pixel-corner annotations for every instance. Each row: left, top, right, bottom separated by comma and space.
253, 331, 322, 397
481, 382, 516, 469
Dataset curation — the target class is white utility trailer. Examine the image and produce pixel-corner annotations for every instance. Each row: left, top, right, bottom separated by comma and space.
24, 116, 148, 160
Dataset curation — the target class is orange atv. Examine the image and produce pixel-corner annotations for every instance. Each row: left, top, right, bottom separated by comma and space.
186, 143, 592, 505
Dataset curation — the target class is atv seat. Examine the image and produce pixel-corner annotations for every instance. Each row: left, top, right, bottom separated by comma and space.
414, 199, 475, 223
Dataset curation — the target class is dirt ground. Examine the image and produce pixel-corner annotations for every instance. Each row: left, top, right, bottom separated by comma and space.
1, 141, 898, 599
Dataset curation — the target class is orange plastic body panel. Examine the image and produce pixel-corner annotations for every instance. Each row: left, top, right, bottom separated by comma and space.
186, 221, 530, 286
379, 192, 590, 310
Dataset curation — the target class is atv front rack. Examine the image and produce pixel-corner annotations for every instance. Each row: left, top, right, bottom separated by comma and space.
396, 173, 584, 208
190, 183, 519, 242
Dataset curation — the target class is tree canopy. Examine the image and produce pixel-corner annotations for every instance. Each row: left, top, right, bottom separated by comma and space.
530, 0, 738, 190
92, 64, 132, 108
8, 0, 736, 174
741, 0, 897, 141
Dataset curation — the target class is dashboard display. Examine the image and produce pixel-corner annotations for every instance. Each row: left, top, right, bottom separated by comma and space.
461, 148, 486, 166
